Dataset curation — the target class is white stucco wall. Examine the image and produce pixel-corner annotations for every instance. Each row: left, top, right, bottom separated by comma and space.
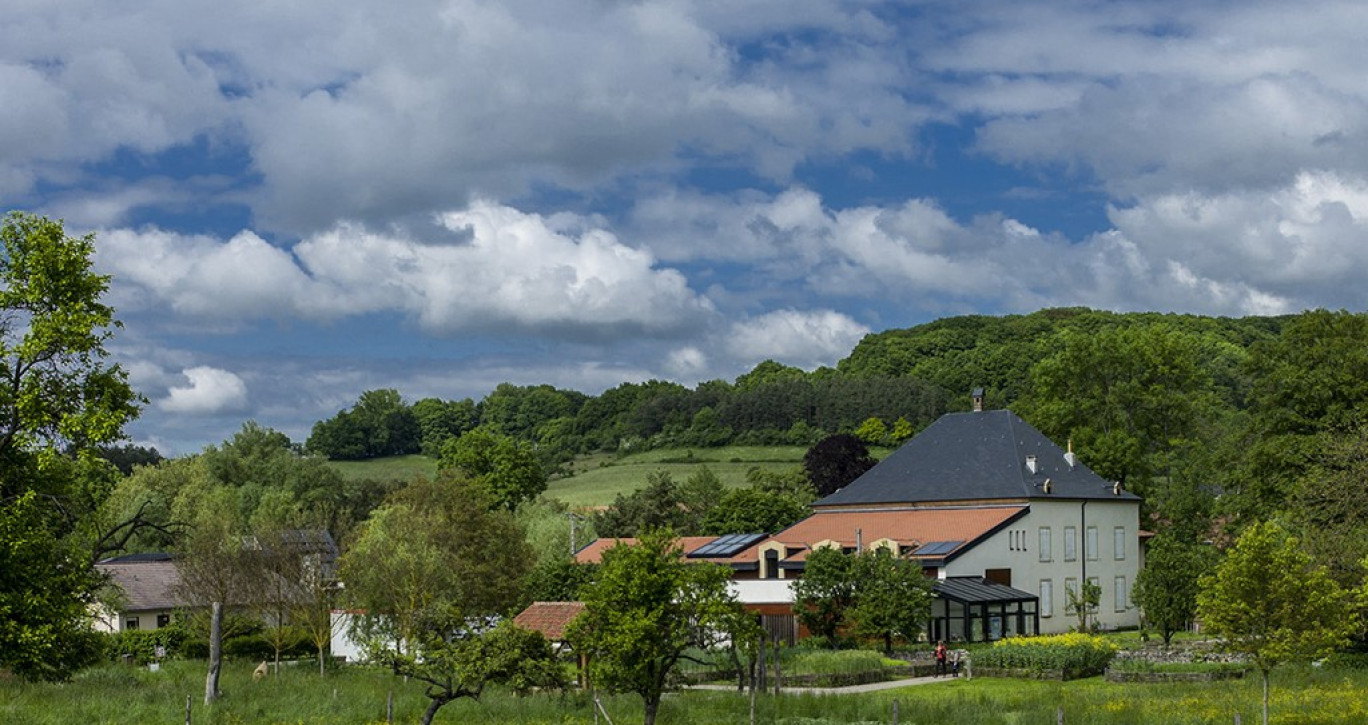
944, 499, 1141, 634
730, 579, 795, 605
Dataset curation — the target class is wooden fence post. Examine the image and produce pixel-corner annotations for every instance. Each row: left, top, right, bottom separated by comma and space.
892, 699, 899, 725
185, 695, 191, 725
1057, 705, 1064, 724
386, 690, 393, 724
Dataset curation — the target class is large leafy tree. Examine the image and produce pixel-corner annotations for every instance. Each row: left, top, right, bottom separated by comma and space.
568, 529, 758, 725
849, 548, 935, 654
1020, 323, 1218, 492
1131, 534, 1217, 647
439, 426, 547, 511
793, 546, 933, 651
791, 546, 858, 644
342, 474, 542, 724
803, 433, 876, 497
1197, 521, 1357, 725
1289, 425, 1368, 587
1235, 310, 1368, 518
0, 212, 141, 681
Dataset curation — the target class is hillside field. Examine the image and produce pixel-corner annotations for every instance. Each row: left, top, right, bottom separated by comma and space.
327, 445, 893, 508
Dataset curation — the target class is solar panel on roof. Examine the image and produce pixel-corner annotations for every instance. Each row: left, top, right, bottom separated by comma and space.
687, 533, 765, 558
913, 540, 964, 557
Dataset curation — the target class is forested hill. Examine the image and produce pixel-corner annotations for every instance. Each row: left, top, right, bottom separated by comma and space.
308, 307, 1368, 547
838, 307, 1290, 407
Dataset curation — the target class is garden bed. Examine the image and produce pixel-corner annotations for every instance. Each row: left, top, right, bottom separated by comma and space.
1105, 668, 1246, 683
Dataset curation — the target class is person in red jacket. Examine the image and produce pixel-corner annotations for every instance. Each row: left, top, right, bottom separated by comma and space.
934, 640, 948, 677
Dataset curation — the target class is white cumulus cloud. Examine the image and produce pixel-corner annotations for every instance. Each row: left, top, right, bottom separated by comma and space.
160, 366, 249, 415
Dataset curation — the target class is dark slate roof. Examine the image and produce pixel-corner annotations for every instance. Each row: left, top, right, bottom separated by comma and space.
934, 577, 1037, 604
814, 409, 1140, 507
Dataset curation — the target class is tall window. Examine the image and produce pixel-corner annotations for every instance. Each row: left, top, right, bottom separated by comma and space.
1064, 526, 1077, 562
1114, 576, 1128, 612
1040, 579, 1054, 618
1114, 526, 1126, 560
1064, 578, 1078, 615
1086, 526, 1099, 561
1038, 527, 1052, 562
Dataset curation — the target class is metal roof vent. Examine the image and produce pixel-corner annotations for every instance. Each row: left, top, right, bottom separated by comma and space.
1042, 478, 1052, 494
1025, 455, 1039, 475
1113, 481, 1123, 496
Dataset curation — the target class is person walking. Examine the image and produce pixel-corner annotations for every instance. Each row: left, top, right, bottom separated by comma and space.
934, 640, 948, 677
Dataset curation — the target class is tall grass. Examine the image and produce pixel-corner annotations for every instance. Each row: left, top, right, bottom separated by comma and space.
8, 655, 1368, 723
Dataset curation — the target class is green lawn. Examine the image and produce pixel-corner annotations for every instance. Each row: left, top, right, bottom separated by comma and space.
326, 447, 818, 508
5, 658, 1366, 724
327, 454, 438, 483
545, 446, 810, 508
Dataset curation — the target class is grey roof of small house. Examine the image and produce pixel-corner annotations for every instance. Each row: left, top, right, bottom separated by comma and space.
814, 409, 1140, 507
96, 558, 184, 612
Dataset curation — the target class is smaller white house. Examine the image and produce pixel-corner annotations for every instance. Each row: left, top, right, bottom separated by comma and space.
93, 553, 182, 633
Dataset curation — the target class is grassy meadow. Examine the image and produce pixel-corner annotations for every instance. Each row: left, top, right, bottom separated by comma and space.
545, 446, 813, 507
327, 454, 439, 484
327, 446, 823, 508
5, 657, 1368, 724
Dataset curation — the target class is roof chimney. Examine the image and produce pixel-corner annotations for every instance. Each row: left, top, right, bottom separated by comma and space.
972, 387, 985, 412
1064, 438, 1078, 470
1025, 454, 1038, 475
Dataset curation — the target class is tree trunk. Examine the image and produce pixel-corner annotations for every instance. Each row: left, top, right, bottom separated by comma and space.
205, 602, 223, 705
643, 693, 661, 725
419, 695, 452, 725
1261, 668, 1270, 725
318, 643, 326, 677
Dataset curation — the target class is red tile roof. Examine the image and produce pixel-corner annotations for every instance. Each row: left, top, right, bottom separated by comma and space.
512, 601, 585, 641
573, 536, 718, 565
769, 506, 1026, 556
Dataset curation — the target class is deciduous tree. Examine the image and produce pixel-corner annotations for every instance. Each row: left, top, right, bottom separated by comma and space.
1197, 521, 1356, 725
0, 212, 141, 681
439, 427, 546, 512
803, 434, 876, 498
568, 529, 758, 725
791, 546, 858, 645
850, 548, 934, 654
1132, 534, 1216, 647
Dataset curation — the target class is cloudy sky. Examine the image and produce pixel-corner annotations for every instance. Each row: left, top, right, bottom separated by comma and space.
4, 1, 1367, 454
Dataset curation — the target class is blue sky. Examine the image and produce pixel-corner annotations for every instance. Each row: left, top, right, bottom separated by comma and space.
4, 1, 1367, 454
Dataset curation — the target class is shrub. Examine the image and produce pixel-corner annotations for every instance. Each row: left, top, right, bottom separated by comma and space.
978, 633, 1118, 676
102, 625, 190, 665
783, 649, 888, 677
